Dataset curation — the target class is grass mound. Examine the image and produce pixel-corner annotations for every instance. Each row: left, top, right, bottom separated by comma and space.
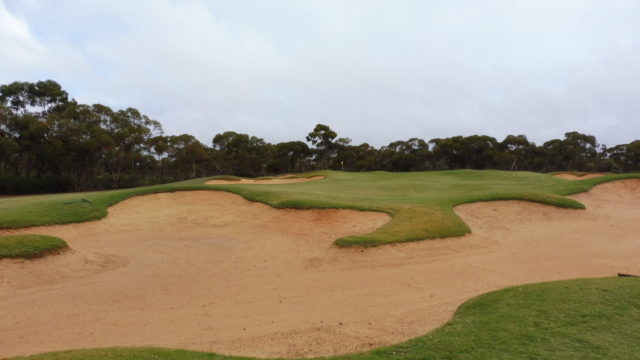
12, 277, 640, 360
0, 234, 68, 259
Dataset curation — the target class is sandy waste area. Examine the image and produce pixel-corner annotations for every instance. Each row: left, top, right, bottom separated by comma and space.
553, 172, 609, 180
1, 180, 639, 358
205, 176, 323, 185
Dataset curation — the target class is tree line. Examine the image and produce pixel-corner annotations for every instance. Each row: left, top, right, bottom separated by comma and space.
1, 80, 639, 194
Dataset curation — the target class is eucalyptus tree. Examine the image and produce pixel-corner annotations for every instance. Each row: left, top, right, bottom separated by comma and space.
496, 135, 534, 171
306, 124, 337, 169
541, 132, 598, 172
430, 135, 497, 169
606, 140, 640, 172
0, 80, 69, 116
378, 138, 430, 172
267, 141, 311, 174
46, 103, 112, 189
165, 134, 209, 178
101, 106, 163, 187
212, 131, 272, 177
4, 78, 640, 194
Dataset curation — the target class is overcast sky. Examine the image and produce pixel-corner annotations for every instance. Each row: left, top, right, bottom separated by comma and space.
1, 0, 639, 147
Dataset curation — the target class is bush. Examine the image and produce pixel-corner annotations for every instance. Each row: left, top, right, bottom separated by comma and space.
0, 175, 72, 195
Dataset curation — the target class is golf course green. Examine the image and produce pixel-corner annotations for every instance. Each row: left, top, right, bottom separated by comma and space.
1, 170, 639, 247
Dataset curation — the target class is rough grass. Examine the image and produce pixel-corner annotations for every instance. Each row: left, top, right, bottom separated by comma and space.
12, 277, 640, 360
0, 234, 68, 258
1, 171, 639, 246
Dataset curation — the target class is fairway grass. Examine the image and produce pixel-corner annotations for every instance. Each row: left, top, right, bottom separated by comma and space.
12, 277, 640, 360
1, 170, 639, 246
0, 234, 68, 258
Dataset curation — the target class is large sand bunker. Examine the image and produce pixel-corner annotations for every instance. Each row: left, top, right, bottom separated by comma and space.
1, 181, 640, 358
206, 176, 323, 185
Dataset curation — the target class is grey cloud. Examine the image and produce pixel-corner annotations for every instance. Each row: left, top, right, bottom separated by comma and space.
1, 0, 639, 147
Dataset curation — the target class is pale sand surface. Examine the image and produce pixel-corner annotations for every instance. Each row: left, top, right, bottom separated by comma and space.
206, 176, 323, 185
1, 180, 640, 358
553, 172, 609, 180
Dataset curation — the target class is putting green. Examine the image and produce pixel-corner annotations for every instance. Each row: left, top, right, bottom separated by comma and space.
203, 170, 640, 245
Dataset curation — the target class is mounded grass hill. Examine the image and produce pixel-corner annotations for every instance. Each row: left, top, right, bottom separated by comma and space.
11, 277, 640, 360
0, 234, 68, 259
1, 170, 638, 246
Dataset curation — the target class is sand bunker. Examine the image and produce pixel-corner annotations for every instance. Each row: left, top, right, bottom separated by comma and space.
554, 172, 609, 180
1, 181, 640, 358
206, 176, 323, 185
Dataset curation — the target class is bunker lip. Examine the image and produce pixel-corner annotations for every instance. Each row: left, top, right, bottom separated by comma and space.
1, 180, 640, 359
206, 175, 324, 185
553, 172, 609, 180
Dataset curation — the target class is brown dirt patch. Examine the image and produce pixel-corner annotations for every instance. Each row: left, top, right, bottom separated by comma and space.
206, 176, 324, 185
553, 172, 609, 180
1, 181, 640, 358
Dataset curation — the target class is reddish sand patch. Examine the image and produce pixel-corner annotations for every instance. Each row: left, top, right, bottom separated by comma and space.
206, 176, 323, 185
554, 172, 609, 180
1, 181, 640, 358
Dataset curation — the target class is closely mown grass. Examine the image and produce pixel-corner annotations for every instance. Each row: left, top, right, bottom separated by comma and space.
209, 170, 640, 246
0, 234, 68, 258
1, 170, 639, 246
13, 277, 640, 360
